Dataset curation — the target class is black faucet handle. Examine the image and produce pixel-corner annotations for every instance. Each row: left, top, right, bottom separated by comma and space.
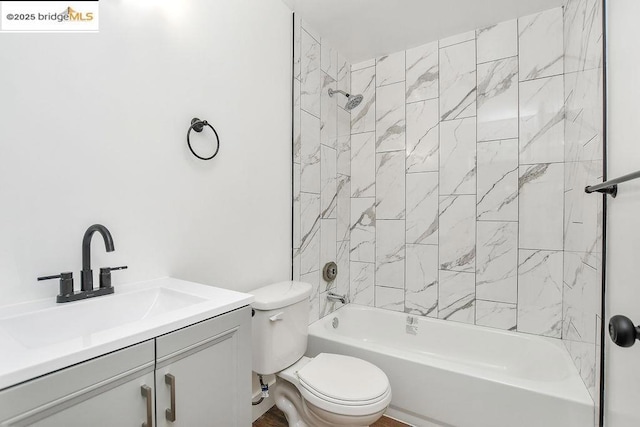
38, 272, 74, 296
38, 271, 73, 281
99, 266, 128, 289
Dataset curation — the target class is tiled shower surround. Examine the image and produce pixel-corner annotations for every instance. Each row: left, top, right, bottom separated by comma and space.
292, 16, 353, 323
293, 0, 603, 406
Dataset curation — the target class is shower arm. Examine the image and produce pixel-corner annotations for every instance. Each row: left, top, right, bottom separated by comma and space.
328, 88, 351, 98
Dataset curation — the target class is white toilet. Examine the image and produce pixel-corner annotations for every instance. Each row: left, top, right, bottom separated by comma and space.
251, 281, 392, 427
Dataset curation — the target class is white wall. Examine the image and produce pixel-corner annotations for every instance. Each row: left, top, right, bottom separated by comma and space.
605, 0, 640, 425
282, 0, 565, 63
0, 0, 293, 305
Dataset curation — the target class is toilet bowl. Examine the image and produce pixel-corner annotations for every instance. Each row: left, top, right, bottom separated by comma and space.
250, 282, 392, 427
275, 354, 392, 427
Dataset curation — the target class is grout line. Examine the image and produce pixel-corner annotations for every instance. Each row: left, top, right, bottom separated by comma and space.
406, 170, 439, 175
406, 96, 439, 105
440, 269, 475, 274
476, 298, 518, 306
376, 284, 407, 290
318, 31, 324, 316
476, 54, 519, 66
516, 14, 521, 333
518, 247, 563, 252
373, 57, 378, 309
292, 12, 296, 282
439, 37, 476, 50
560, 3, 567, 345
440, 115, 478, 124
477, 137, 519, 144
474, 32, 479, 325
351, 64, 376, 74
404, 49, 409, 312
519, 72, 565, 84
376, 80, 406, 89
436, 36, 441, 320
405, 242, 439, 247
519, 160, 565, 166
301, 107, 320, 121
350, 130, 376, 136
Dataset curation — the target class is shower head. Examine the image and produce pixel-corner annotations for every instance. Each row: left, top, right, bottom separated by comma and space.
345, 94, 363, 110
328, 88, 364, 111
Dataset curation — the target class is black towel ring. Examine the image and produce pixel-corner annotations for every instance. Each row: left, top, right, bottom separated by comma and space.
187, 117, 220, 161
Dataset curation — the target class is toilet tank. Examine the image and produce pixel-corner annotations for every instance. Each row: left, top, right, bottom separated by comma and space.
250, 281, 312, 375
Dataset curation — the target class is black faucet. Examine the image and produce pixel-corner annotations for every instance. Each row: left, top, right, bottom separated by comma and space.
81, 224, 115, 292
38, 224, 127, 303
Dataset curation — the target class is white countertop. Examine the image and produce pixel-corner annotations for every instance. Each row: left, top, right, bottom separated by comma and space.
0, 277, 253, 391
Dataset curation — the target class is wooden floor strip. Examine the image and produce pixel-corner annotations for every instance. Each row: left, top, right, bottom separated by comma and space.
253, 406, 411, 427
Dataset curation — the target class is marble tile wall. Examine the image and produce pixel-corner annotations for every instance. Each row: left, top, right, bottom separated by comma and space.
293, 15, 351, 322
562, 0, 603, 412
347, 6, 601, 398
343, 8, 571, 334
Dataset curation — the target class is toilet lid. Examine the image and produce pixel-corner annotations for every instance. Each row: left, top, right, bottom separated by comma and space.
296, 353, 389, 403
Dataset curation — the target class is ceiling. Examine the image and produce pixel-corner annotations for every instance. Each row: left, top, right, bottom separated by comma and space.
281, 0, 565, 63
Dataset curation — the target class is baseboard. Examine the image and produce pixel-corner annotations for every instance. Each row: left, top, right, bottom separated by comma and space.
386, 406, 446, 427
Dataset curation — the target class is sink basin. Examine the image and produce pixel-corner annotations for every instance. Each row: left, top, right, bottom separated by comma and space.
0, 277, 253, 390
0, 287, 206, 349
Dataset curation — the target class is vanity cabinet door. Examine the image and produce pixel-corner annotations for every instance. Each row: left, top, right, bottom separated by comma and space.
155, 306, 251, 427
28, 370, 155, 427
0, 340, 155, 427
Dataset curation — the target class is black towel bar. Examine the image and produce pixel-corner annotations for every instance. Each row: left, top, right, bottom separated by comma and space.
585, 169, 640, 198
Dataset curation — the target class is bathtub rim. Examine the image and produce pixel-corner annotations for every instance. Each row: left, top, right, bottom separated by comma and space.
309, 304, 594, 408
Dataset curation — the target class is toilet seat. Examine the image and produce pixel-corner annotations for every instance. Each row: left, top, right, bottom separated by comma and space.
297, 353, 390, 403
279, 353, 392, 417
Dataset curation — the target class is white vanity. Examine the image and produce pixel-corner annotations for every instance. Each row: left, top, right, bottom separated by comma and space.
0, 278, 253, 426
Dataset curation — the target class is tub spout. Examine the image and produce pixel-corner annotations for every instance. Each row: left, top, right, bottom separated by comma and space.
327, 292, 348, 304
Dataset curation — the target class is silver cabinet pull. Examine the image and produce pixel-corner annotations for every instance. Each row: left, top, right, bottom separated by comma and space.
165, 373, 177, 422
141, 385, 153, 427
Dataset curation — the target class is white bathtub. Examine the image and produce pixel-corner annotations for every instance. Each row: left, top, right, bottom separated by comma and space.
306, 305, 594, 427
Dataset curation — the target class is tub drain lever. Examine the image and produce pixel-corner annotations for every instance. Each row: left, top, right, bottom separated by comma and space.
406, 316, 418, 335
